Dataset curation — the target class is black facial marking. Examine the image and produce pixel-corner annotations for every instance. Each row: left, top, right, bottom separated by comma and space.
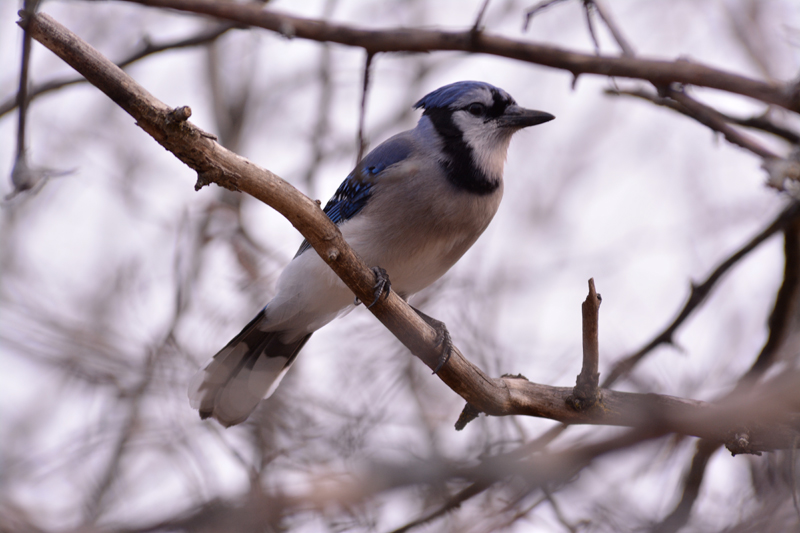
422, 90, 513, 195
485, 89, 514, 120
424, 108, 497, 195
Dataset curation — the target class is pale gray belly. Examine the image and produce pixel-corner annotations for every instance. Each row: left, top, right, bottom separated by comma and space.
341, 189, 502, 297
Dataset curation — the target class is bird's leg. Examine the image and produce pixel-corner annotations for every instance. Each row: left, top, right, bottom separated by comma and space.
411, 307, 453, 374
355, 268, 450, 372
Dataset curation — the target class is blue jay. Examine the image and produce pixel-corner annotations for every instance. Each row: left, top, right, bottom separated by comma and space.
189, 81, 554, 426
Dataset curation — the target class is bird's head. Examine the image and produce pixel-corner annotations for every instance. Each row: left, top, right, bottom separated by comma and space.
414, 81, 554, 194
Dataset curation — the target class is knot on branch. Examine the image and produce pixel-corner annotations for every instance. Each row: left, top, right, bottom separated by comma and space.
17, 9, 33, 29
763, 156, 800, 196
167, 105, 192, 123
567, 373, 602, 411
725, 431, 762, 456
195, 168, 226, 191
455, 403, 482, 431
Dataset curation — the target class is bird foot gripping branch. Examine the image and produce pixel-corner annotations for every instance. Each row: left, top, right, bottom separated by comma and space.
410, 307, 454, 374
366, 266, 391, 308
352, 266, 392, 307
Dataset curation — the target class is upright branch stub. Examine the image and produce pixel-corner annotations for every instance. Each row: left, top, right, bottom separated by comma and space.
568, 278, 602, 410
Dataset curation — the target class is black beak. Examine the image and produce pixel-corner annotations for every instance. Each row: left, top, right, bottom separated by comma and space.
498, 105, 555, 129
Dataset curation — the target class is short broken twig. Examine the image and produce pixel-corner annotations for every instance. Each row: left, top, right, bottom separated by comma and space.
568, 278, 602, 410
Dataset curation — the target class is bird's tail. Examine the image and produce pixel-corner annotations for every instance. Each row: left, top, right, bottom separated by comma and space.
188, 308, 312, 427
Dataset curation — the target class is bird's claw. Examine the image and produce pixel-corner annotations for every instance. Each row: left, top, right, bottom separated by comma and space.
412, 307, 453, 373
432, 325, 453, 374
353, 266, 392, 307
367, 266, 391, 309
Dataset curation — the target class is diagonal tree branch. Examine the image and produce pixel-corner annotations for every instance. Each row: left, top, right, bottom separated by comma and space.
606, 87, 800, 145
743, 212, 800, 380
602, 202, 800, 388
648, 216, 800, 533
0, 21, 240, 119
666, 87, 780, 160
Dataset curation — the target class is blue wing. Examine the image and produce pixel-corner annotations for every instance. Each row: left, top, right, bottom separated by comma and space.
295, 136, 413, 256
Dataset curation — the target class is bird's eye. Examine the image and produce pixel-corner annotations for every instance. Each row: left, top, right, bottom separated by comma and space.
466, 103, 486, 116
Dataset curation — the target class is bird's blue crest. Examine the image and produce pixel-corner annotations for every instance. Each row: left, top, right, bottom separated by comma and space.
413, 81, 513, 110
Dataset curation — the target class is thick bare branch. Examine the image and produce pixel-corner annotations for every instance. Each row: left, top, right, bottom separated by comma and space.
123, 0, 797, 112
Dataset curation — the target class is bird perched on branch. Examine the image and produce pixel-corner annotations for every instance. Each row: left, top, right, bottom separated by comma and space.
189, 81, 554, 426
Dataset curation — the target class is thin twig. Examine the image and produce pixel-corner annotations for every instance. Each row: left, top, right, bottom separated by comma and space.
84, 351, 158, 523
606, 87, 800, 145
472, 0, 491, 33
15, 0, 37, 162
300, 0, 338, 197
666, 87, 780, 160
583, 1, 601, 55
742, 212, 800, 380
523, 0, 568, 31
300, 45, 332, 197
0, 22, 238, 119
592, 0, 635, 57
793, 435, 800, 522
650, 440, 719, 533
496, 494, 549, 530
355, 51, 374, 166
8, 0, 38, 197
730, 114, 800, 145
393, 422, 570, 532
388, 481, 491, 533
604, 85, 782, 160
589, 7, 779, 162
602, 202, 800, 388
543, 486, 578, 533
